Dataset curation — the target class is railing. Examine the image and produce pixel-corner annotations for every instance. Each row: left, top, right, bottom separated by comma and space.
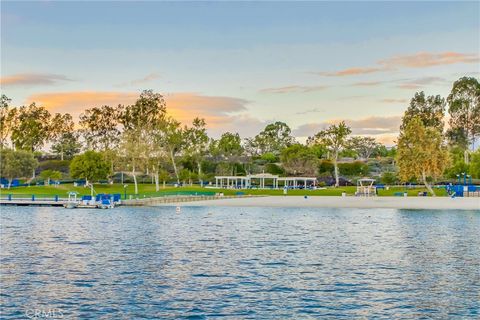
0, 194, 65, 201
124, 194, 262, 206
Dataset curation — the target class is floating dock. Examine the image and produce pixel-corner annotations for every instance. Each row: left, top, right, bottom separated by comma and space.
0, 199, 110, 208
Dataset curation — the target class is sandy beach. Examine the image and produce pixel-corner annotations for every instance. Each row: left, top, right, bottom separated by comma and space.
155, 196, 480, 210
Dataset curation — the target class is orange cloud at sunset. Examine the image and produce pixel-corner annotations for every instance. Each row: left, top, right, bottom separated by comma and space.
317, 52, 479, 77
379, 52, 479, 68
164, 92, 248, 127
1, 73, 72, 87
319, 67, 383, 77
259, 85, 328, 94
26, 91, 249, 129
27, 91, 139, 119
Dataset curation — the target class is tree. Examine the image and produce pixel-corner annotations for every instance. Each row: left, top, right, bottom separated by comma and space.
246, 121, 295, 156
470, 150, 480, 179
347, 136, 379, 160
120, 90, 168, 190
49, 113, 79, 160
11, 103, 51, 152
70, 151, 111, 185
120, 90, 166, 131
79, 105, 122, 151
184, 118, 209, 185
0, 95, 17, 149
162, 117, 185, 184
51, 132, 81, 160
280, 144, 318, 176
39, 169, 62, 185
401, 91, 445, 132
158, 169, 170, 189
0, 149, 38, 188
179, 168, 194, 186
396, 117, 449, 196
447, 77, 480, 163
214, 132, 243, 175
308, 121, 351, 187
380, 172, 397, 185
119, 128, 147, 195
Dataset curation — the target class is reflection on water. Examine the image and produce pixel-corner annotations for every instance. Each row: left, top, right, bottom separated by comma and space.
1, 206, 479, 318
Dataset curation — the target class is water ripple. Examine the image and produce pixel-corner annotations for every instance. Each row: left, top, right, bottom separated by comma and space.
1, 206, 479, 319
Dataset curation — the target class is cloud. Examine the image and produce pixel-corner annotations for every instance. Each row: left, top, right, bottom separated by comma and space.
208, 115, 267, 138
164, 92, 249, 126
315, 52, 479, 77
295, 108, 324, 115
27, 92, 139, 119
116, 73, 161, 87
318, 67, 384, 77
0, 73, 73, 87
380, 52, 479, 68
380, 98, 407, 103
260, 85, 328, 94
293, 116, 402, 145
351, 81, 382, 86
26, 91, 251, 132
396, 76, 448, 90
293, 115, 402, 137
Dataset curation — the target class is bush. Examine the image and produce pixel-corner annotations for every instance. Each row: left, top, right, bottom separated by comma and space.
37, 160, 71, 174
381, 172, 397, 185
318, 160, 334, 174
260, 152, 278, 163
338, 161, 369, 176
265, 163, 285, 175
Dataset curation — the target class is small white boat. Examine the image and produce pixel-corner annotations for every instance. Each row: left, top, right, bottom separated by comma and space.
64, 202, 78, 209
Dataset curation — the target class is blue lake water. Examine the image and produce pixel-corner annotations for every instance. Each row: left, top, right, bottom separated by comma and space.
1, 206, 479, 319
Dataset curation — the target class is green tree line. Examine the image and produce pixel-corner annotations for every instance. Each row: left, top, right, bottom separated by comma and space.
1, 77, 479, 193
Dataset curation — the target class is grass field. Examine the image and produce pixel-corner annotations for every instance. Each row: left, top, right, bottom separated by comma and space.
0, 183, 448, 199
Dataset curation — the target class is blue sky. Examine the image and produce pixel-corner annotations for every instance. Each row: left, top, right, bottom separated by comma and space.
1, 1, 479, 144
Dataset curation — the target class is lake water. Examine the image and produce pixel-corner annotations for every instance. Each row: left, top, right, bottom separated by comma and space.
1, 206, 479, 319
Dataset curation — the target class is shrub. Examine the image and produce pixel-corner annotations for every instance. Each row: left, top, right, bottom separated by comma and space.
318, 160, 334, 174
381, 172, 397, 185
338, 161, 369, 176
37, 160, 71, 174
265, 163, 285, 175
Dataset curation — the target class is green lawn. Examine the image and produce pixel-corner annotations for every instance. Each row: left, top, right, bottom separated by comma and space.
0, 183, 448, 199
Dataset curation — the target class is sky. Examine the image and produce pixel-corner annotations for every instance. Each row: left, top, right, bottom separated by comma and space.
1, 1, 479, 145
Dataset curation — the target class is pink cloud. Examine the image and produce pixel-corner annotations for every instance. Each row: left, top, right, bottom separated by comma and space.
380, 52, 479, 68
315, 52, 479, 77
1, 73, 73, 87
380, 98, 408, 103
318, 67, 383, 77
260, 85, 328, 94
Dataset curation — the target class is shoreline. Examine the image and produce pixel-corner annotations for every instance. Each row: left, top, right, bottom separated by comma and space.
152, 196, 480, 210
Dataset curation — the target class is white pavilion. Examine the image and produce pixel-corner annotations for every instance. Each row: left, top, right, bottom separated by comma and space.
214, 173, 317, 189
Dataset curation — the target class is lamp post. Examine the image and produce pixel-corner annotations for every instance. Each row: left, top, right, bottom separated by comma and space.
124, 184, 128, 200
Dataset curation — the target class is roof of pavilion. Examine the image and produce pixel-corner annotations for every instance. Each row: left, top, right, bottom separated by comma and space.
215, 174, 317, 180
277, 177, 317, 180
